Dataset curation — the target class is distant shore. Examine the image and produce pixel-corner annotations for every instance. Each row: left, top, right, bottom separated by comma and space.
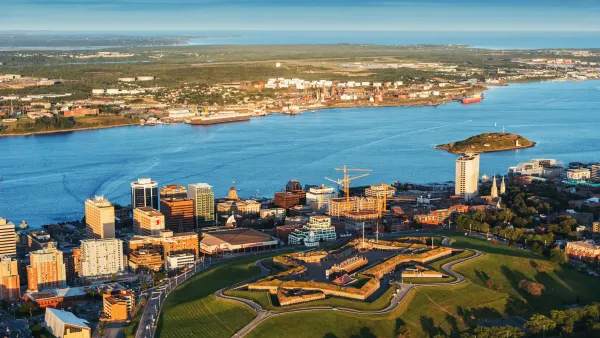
0, 122, 137, 137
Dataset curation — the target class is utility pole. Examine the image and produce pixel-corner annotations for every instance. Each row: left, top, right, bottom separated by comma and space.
362, 222, 365, 249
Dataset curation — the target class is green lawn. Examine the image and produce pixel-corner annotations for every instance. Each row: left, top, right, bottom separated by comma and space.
157, 253, 284, 338
245, 235, 600, 338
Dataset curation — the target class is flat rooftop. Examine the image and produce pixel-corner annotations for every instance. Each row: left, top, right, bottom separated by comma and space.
202, 228, 274, 246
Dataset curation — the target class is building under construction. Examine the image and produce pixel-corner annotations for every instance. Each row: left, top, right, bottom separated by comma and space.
328, 197, 378, 218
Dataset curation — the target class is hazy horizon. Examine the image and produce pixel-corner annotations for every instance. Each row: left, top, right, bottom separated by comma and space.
3, 0, 600, 31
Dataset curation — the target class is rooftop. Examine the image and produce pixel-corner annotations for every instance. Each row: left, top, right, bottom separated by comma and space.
46, 308, 90, 329
201, 228, 275, 246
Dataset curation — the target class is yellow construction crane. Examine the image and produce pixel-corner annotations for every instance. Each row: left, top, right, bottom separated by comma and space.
325, 165, 372, 205
377, 183, 396, 217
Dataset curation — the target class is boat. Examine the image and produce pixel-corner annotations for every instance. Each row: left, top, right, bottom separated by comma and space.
461, 93, 484, 104
189, 111, 251, 125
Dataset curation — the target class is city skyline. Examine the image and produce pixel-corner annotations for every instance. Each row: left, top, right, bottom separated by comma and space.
3, 0, 600, 31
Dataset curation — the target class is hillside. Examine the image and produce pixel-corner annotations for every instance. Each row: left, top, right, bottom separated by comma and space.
436, 132, 535, 154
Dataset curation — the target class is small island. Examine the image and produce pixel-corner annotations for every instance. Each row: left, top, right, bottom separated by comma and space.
435, 132, 535, 154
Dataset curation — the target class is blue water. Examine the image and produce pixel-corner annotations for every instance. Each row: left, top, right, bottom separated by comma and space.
1, 80, 600, 226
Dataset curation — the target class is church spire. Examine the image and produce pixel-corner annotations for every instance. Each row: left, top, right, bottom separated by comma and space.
491, 175, 498, 198
500, 175, 506, 195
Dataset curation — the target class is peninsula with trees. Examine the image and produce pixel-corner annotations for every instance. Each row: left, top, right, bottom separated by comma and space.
435, 132, 536, 154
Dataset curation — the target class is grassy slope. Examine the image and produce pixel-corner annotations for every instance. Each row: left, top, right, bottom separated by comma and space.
246, 235, 600, 338
157, 254, 276, 338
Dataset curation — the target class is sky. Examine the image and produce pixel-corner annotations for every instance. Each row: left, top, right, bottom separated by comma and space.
2, 0, 600, 31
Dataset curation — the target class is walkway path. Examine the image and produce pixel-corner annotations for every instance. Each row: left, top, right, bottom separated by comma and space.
216, 248, 483, 337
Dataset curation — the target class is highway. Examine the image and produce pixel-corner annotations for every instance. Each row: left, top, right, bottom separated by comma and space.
217, 246, 483, 337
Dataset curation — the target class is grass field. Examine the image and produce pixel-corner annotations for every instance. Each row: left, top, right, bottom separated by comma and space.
156, 253, 284, 338
246, 235, 600, 338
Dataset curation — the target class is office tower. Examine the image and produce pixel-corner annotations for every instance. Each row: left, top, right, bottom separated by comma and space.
455, 153, 480, 202
160, 185, 187, 199
27, 247, 67, 292
160, 198, 195, 232
0, 217, 16, 256
85, 196, 116, 239
306, 186, 338, 213
131, 178, 159, 209
0, 255, 20, 300
133, 207, 165, 236
79, 239, 125, 278
188, 183, 215, 225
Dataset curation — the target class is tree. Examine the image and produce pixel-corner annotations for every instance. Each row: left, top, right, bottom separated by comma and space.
396, 325, 412, 338
524, 314, 556, 334
549, 246, 568, 264
470, 325, 524, 338
498, 209, 514, 224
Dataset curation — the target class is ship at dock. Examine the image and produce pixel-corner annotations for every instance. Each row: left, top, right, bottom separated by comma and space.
188, 111, 252, 125
461, 93, 484, 104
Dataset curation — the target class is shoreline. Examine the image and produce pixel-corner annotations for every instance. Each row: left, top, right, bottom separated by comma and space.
0, 78, 589, 138
435, 141, 537, 155
0, 122, 138, 137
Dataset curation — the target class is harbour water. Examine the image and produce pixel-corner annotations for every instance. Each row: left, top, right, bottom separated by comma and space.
1, 80, 599, 226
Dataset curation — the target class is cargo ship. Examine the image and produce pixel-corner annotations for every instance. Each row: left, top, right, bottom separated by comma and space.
188, 111, 251, 125
461, 93, 484, 104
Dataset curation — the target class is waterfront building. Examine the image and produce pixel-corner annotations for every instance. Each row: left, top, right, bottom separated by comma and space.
27, 247, 67, 292
79, 239, 125, 278
165, 253, 195, 271
187, 183, 215, 225
85, 196, 115, 239
160, 185, 187, 199
160, 198, 195, 233
128, 230, 198, 258
288, 216, 337, 247
591, 163, 600, 180
131, 178, 159, 209
455, 153, 480, 202
305, 185, 337, 213
365, 184, 396, 198
103, 289, 135, 321
508, 159, 559, 177
0, 255, 20, 300
567, 168, 591, 180
44, 308, 91, 338
199, 228, 279, 254
133, 207, 165, 236
28, 231, 57, 251
0, 217, 16, 256
565, 241, 600, 261
128, 249, 163, 272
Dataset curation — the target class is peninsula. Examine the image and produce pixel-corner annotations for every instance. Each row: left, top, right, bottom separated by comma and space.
435, 132, 535, 154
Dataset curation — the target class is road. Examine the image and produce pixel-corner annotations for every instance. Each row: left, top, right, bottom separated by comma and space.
217, 246, 483, 337
0, 309, 30, 338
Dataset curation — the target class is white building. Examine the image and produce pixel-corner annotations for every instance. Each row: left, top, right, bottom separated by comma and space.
365, 184, 395, 199
165, 253, 195, 271
0, 217, 16, 256
567, 168, 591, 180
79, 239, 125, 278
305, 186, 337, 213
168, 109, 195, 119
455, 153, 480, 202
259, 208, 286, 220
188, 183, 215, 224
44, 308, 91, 338
508, 159, 558, 177
288, 216, 336, 247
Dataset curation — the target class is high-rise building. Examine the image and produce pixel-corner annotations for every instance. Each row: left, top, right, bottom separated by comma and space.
131, 178, 159, 209
0, 217, 16, 256
27, 231, 57, 251
0, 255, 20, 300
160, 185, 188, 199
306, 186, 338, 213
591, 163, 600, 180
79, 239, 125, 278
27, 247, 67, 292
160, 198, 195, 232
455, 153, 480, 202
133, 207, 165, 236
85, 196, 115, 239
188, 183, 215, 225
